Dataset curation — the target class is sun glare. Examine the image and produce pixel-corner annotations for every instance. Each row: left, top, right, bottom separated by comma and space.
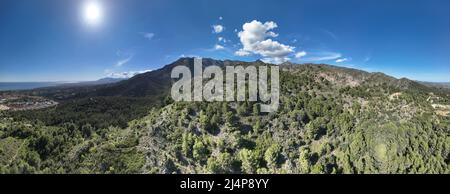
83, 1, 103, 26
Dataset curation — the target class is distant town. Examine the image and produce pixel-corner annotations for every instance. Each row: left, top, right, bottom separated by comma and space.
0, 94, 58, 111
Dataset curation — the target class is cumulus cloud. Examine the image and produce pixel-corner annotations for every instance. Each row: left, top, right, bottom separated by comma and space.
235, 20, 295, 64
212, 25, 224, 33
235, 49, 250, 56
336, 58, 349, 63
218, 37, 228, 43
295, 51, 307, 58
214, 44, 225, 50
108, 69, 153, 79
219, 16, 223, 20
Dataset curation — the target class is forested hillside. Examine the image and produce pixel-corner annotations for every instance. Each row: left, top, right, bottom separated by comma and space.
0, 58, 449, 174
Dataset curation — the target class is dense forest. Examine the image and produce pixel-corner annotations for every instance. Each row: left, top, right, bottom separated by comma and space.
1, 58, 449, 174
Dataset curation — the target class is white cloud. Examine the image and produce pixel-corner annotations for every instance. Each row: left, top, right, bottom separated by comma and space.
142, 32, 155, 40
219, 16, 223, 20
114, 55, 133, 67
295, 51, 307, 58
179, 54, 200, 58
107, 69, 153, 79
336, 58, 349, 63
303, 52, 342, 61
234, 20, 295, 64
323, 30, 338, 41
212, 25, 224, 33
218, 37, 227, 43
262, 57, 291, 64
235, 49, 250, 56
114, 50, 134, 67
214, 44, 225, 50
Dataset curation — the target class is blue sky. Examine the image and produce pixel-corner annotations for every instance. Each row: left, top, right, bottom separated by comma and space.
0, 0, 449, 82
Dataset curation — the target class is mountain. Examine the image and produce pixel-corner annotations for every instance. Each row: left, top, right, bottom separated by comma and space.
14, 58, 245, 100
59, 77, 126, 87
421, 81, 450, 90
15, 58, 444, 101
85, 58, 249, 97
0, 78, 124, 92
1, 58, 449, 174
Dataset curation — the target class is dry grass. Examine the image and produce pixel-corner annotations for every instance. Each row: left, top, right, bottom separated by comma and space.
432, 104, 450, 116
0, 105, 9, 111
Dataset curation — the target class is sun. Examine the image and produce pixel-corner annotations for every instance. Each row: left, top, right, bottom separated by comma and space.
83, 1, 103, 26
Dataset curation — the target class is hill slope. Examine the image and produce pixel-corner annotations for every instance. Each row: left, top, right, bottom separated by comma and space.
1, 58, 449, 174
121, 62, 450, 174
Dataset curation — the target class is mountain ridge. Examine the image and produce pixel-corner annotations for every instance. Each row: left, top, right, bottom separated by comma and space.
28, 57, 449, 99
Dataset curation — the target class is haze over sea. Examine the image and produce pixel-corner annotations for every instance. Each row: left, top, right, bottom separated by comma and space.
0, 82, 61, 91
